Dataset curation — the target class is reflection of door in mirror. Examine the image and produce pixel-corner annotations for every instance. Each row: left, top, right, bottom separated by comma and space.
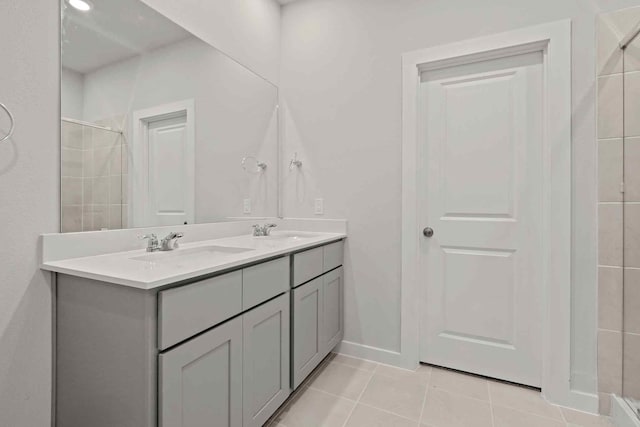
131, 101, 195, 227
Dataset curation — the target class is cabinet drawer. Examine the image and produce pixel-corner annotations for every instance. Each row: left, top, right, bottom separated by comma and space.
323, 241, 344, 272
292, 247, 323, 288
242, 257, 289, 310
159, 271, 242, 350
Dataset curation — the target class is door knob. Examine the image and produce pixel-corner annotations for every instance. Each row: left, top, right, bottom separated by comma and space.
423, 227, 434, 238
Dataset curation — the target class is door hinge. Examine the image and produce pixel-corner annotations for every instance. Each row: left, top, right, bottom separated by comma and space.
620, 182, 625, 193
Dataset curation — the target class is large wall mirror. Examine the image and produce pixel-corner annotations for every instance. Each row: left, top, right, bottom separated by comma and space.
60, 0, 278, 232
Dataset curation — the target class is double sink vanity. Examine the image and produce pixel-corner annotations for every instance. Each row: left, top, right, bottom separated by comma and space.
41, 221, 346, 427
53, 0, 346, 424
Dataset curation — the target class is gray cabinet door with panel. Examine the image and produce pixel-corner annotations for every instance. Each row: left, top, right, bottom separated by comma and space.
321, 267, 344, 357
160, 316, 243, 427
242, 293, 291, 427
292, 276, 324, 389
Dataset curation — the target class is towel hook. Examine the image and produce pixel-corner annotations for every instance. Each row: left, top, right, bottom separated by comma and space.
0, 103, 15, 143
241, 156, 267, 174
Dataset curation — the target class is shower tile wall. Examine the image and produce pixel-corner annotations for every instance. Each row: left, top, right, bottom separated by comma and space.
597, 6, 640, 415
60, 117, 128, 232
61, 121, 84, 232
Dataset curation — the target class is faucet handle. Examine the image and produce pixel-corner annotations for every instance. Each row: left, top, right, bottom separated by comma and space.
252, 224, 269, 236
138, 234, 159, 252
264, 224, 277, 236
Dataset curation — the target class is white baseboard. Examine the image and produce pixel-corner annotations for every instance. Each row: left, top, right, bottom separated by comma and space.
335, 340, 408, 368
612, 396, 640, 427
555, 389, 600, 414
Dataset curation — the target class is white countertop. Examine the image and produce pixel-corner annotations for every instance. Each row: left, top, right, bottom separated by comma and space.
41, 231, 346, 289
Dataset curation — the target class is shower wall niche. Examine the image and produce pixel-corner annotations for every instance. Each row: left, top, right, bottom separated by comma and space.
60, 118, 127, 232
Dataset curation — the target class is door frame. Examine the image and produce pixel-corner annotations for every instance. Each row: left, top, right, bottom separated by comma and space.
400, 20, 590, 410
130, 99, 195, 227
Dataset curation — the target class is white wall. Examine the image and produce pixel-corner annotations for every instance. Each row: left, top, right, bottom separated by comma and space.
280, 0, 640, 395
1, 1, 281, 425
141, 0, 281, 84
82, 36, 279, 222
0, 0, 59, 426
61, 67, 84, 120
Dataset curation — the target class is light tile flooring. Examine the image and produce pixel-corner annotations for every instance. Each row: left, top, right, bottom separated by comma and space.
267, 353, 613, 427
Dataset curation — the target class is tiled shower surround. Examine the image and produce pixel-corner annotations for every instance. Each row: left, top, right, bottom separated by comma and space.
60, 118, 128, 232
597, 6, 640, 417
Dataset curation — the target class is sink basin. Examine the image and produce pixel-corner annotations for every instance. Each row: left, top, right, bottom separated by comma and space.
257, 231, 319, 241
131, 245, 254, 264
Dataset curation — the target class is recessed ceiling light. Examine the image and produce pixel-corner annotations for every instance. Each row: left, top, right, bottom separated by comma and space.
69, 0, 92, 12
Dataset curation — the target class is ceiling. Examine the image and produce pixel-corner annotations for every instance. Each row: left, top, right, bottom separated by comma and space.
61, 0, 191, 74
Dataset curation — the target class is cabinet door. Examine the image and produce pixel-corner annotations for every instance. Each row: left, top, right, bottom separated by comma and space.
292, 277, 324, 389
321, 267, 344, 357
242, 293, 290, 427
160, 317, 242, 427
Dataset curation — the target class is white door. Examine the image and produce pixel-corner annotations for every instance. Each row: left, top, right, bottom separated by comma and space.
419, 51, 543, 387
131, 101, 195, 227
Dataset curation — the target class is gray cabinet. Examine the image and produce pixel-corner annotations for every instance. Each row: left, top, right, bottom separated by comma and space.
55, 240, 344, 427
242, 294, 290, 427
160, 317, 243, 427
292, 276, 324, 389
291, 265, 344, 389
321, 267, 344, 354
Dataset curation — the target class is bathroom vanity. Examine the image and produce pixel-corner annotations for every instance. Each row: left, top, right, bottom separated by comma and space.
44, 228, 345, 427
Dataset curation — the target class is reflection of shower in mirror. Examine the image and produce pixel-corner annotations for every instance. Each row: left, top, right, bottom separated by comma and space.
241, 156, 267, 174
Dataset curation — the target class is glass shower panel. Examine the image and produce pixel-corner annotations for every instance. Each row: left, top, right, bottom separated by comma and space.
623, 46, 640, 420
60, 119, 125, 232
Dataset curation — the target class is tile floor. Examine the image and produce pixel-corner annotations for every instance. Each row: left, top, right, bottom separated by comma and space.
267, 353, 614, 427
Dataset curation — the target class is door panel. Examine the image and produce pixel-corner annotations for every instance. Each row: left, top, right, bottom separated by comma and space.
131, 101, 195, 228
242, 294, 290, 427
148, 115, 189, 225
160, 317, 242, 427
420, 51, 543, 387
321, 267, 343, 356
292, 277, 323, 389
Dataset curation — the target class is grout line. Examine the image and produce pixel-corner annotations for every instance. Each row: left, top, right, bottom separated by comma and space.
599, 327, 624, 333
488, 380, 496, 427
305, 386, 359, 403
491, 403, 567, 424
329, 356, 380, 374
357, 401, 424, 423
558, 402, 568, 423
418, 370, 430, 426
339, 365, 376, 427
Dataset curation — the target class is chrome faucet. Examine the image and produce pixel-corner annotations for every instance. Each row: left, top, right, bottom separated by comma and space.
252, 224, 277, 236
161, 232, 184, 251
139, 234, 160, 252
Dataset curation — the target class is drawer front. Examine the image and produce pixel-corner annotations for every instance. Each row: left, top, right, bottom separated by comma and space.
323, 240, 344, 272
242, 257, 290, 310
293, 247, 323, 288
159, 271, 242, 350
